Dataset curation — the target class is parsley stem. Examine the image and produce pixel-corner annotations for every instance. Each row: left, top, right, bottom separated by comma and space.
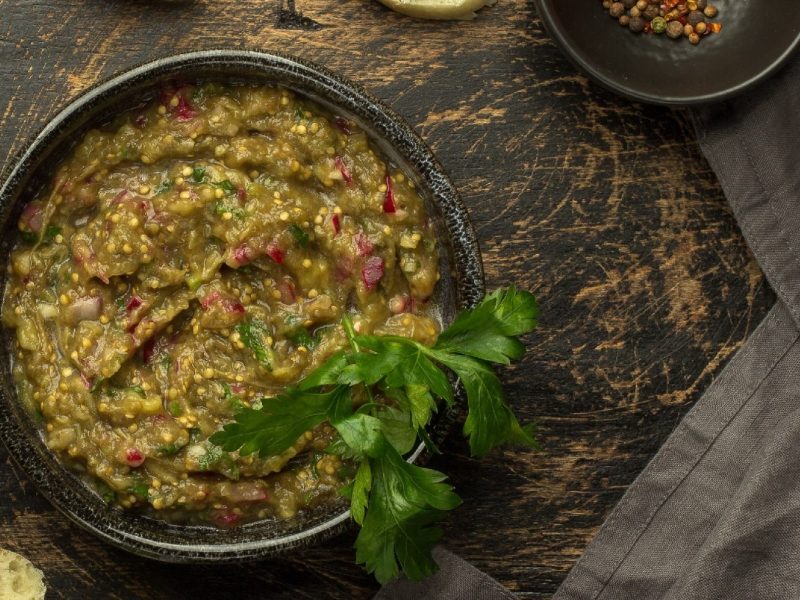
341, 314, 375, 405
341, 314, 360, 352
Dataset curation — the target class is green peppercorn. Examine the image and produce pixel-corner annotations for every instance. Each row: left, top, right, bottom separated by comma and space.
651, 16, 667, 34
703, 4, 717, 18
609, 2, 625, 17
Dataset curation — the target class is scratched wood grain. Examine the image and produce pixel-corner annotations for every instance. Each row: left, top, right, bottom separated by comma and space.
0, 1, 775, 598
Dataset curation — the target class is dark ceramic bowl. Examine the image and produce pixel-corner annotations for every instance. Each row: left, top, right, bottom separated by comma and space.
0, 50, 484, 562
534, 0, 800, 105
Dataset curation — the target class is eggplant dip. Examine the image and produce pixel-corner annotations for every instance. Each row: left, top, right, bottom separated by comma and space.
2, 83, 440, 527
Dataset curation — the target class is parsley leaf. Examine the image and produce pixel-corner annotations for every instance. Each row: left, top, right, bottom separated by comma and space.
341, 337, 453, 405
485, 285, 540, 335
405, 384, 439, 431
375, 404, 417, 455
350, 460, 372, 526
429, 350, 537, 456
355, 440, 461, 584
434, 286, 537, 365
334, 412, 383, 458
210, 386, 351, 458
210, 286, 538, 584
298, 350, 349, 390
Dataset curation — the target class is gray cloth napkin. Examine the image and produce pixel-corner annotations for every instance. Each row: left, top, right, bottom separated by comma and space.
381, 54, 800, 600
555, 56, 800, 599
375, 547, 516, 600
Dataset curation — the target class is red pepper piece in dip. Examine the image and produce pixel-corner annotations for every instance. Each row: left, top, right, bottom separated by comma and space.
383, 174, 397, 213
362, 256, 385, 291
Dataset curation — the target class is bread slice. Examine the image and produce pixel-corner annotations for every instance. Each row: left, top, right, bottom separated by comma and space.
0, 548, 46, 600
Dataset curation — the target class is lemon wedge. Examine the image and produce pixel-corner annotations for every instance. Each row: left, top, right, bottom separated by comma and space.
377, 0, 496, 20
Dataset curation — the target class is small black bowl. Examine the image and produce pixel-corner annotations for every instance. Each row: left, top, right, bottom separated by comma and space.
534, 0, 800, 105
0, 50, 484, 562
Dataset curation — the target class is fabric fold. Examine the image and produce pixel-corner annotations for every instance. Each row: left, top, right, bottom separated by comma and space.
376, 546, 517, 600
555, 54, 800, 600
691, 59, 800, 328
555, 301, 800, 599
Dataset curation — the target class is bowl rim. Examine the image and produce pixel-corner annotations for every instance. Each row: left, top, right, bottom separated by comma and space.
533, 0, 800, 106
0, 49, 485, 561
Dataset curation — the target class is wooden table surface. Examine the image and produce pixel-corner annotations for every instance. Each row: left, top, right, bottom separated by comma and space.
0, 1, 776, 598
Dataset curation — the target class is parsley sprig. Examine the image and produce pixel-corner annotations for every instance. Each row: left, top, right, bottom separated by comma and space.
210, 286, 538, 583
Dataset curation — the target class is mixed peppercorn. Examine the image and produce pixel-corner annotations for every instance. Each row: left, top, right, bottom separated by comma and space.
601, 0, 721, 45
